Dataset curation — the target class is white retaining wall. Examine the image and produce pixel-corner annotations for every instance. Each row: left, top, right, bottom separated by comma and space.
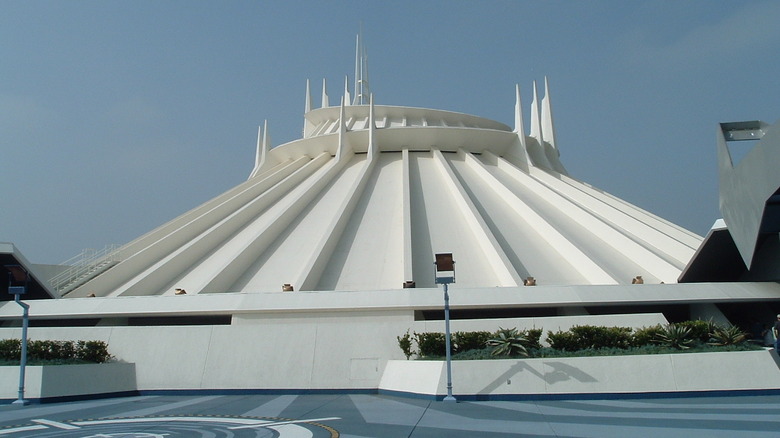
379, 350, 780, 397
0, 312, 673, 392
0, 363, 136, 401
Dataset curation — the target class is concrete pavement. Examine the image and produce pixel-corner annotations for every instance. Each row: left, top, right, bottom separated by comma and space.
2, 392, 780, 437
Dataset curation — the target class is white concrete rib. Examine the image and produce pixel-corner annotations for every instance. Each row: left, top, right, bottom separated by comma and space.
70, 156, 312, 297
230, 154, 374, 292
402, 149, 414, 284
295, 151, 379, 291
431, 149, 520, 287
523, 162, 698, 266
190, 152, 352, 294
113, 152, 335, 296
554, 170, 702, 247
315, 152, 404, 291
479, 151, 682, 284
458, 150, 618, 285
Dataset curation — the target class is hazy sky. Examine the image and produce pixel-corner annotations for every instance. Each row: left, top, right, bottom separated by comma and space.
2, 1, 779, 265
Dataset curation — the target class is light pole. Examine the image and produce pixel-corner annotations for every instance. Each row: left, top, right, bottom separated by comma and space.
6, 265, 30, 406
434, 253, 456, 402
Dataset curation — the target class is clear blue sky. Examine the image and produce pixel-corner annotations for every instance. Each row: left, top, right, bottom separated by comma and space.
2, 1, 779, 265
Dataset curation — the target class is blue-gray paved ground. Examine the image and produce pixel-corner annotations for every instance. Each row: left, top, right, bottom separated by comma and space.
1, 393, 779, 437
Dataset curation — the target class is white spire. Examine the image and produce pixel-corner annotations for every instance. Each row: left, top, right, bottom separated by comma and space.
514, 84, 527, 145
368, 93, 377, 160
321, 78, 329, 108
541, 76, 557, 150
530, 80, 543, 143
353, 27, 370, 105
337, 96, 347, 161
344, 75, 351, 106
249, 120, 270, 179
305, 79, 312, 113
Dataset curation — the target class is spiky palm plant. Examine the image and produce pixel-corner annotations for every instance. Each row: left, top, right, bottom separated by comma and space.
709, 325, 747, 346
487, 328, 529, 357
657, 324, 695, 350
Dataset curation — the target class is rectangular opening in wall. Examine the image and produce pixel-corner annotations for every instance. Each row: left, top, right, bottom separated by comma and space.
128, 315, 232, 326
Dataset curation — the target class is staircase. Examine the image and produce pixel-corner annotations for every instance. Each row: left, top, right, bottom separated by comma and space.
50, 245, 123, 295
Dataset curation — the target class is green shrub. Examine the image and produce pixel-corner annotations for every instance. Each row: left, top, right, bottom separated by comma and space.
524, 329, 543, 350
414, 332, 447, 358
0, 339, 21, 361
487, 328, 529, 357
397, 330, 415, 359
573, 325, 633, 349
453, 331, 492, 353
0, 339, 111, 364
631, 325, 665, 347
398, 320, 759, 361
76, 341, 111, 363
677, 320, 715, 343
28, 340, 77, 361
547, 330, 579, 351
547, 325, 632, 351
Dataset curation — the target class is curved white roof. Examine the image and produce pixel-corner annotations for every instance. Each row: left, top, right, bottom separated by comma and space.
65, 79, 701, 298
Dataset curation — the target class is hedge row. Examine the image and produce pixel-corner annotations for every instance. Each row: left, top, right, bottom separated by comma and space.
400, 321, 756, 359
0, 339, 111, 364
398, 328, 542, 359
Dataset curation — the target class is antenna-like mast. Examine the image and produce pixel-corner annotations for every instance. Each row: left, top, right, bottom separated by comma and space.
353, 25, 370, 105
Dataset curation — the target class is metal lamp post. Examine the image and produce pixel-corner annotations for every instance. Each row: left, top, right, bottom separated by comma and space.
6, 265, 30, 406
434, 253, 456, 402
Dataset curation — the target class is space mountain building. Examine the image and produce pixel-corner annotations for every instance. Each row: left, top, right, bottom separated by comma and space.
2, 39, 780, 398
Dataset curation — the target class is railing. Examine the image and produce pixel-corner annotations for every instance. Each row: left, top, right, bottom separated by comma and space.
49, 244, 123, 295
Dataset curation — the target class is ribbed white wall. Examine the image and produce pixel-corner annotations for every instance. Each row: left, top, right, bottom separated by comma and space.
68, 101, 700, 297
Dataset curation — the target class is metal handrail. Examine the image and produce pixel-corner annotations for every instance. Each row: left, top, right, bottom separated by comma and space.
49, 244, 122, 293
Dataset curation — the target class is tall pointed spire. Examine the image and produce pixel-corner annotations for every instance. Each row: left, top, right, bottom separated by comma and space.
305, 79, 312, 113
344, 76, 352, 107
368, 93, 377, 160
353, 26, 370, 105
514, 84, 527, 146
321, 78, 329, 108
337, 96, 347, 161
249, 120, 270, 179
530, 80, 543, 143
541, 76, 557, 150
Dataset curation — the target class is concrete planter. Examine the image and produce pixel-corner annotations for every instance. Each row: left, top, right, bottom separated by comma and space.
0, 362, 136, 402
379, 350, 780, 399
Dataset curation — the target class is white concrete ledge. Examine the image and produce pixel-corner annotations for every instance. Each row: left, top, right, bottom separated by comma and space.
2, 283, 780, 321
379, 350, 780, 398
0, 362, 136, 402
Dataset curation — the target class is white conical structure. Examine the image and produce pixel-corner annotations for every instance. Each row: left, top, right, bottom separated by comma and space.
67, 77, 701, 297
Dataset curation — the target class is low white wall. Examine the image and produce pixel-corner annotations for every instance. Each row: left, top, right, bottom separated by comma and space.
379, 350, 780, 397
1, 309, 773, 396
0, 363, 136, 401
0, 310, 414, 392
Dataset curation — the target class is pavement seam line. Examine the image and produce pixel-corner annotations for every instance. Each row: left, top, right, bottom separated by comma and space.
406, 399, 431, 437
